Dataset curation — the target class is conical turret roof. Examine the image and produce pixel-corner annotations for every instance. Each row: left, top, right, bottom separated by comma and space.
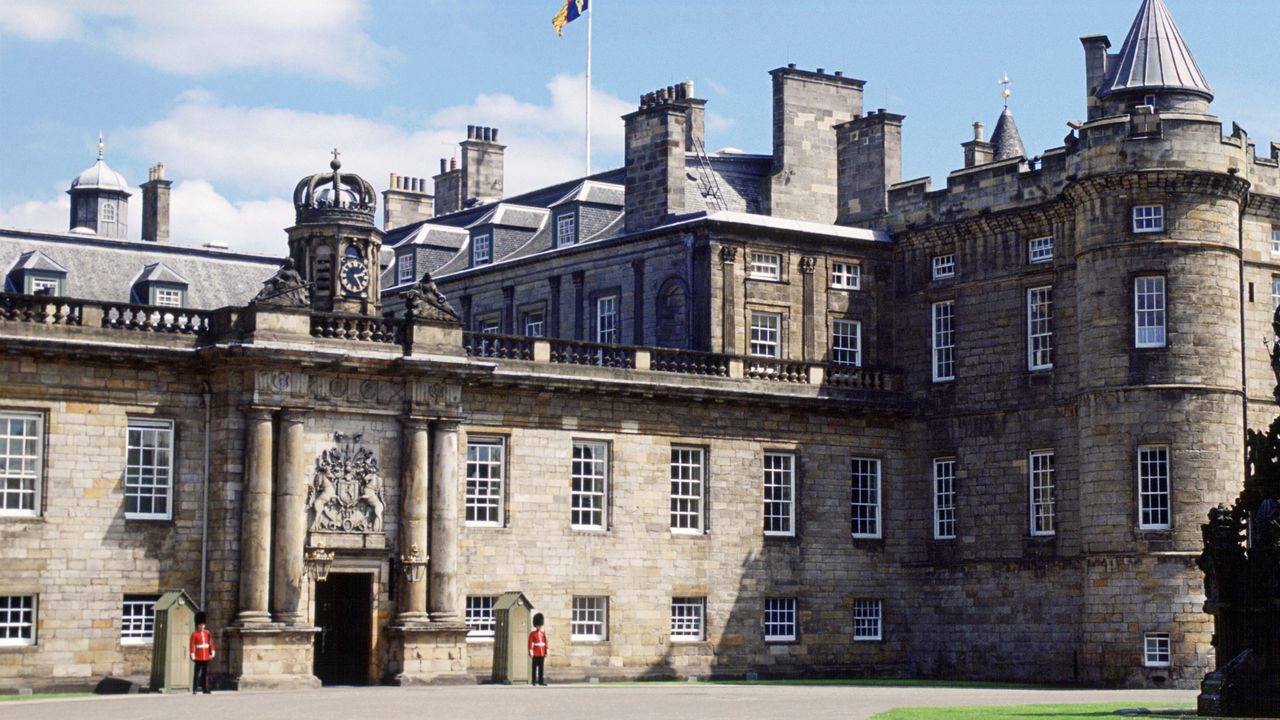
1100, 0, 1212, 100
991, 107, 1026, 162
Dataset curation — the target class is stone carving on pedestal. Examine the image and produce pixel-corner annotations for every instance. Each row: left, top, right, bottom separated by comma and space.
251, 258, 310, 307
307, 432, 385, 533
401, 271, 459, 322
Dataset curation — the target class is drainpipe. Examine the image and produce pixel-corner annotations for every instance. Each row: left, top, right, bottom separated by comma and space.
200, 381, 213, 609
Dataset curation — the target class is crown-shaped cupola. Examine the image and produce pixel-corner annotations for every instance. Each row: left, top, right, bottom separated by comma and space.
286, 150, 385, 315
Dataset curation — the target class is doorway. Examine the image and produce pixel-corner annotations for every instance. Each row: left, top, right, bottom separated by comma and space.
313, 572, 373, 686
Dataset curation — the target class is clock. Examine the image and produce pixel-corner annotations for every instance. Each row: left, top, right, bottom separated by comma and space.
338, 257, 370, 297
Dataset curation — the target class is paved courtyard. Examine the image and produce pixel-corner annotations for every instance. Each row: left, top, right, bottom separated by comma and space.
2, 684, 1197, 720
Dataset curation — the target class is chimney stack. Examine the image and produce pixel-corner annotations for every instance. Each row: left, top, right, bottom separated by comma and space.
140, 162, 172, 242
383, 173, 435, 230
962, 121, 995, 168
835, 109, 903, 228
763, 65, 865, 223
1080, 35, 1112, 121
623, 81, 704, 233
461, 125, 505, 207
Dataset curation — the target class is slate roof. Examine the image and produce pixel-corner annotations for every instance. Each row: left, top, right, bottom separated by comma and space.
11, 249, 68, 273
469, 204, 548, 231
990, 108, 1027, 161
548, 180, 625, 208
134, 262, 190, 285
0, 229, 280, 308
1100, 0, 1212, 100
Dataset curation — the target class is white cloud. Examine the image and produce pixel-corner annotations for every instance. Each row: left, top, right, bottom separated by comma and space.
168, 181, 295, 255
0, 0, 397, 84
0, 195, 69, 234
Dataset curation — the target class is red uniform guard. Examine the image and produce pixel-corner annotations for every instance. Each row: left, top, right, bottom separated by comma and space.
528, 613, 548, 686
189, 614, 215, 694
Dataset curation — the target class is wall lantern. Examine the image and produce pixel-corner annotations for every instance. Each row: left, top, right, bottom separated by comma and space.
400, 543, 429, 584
304, 542, 335, 582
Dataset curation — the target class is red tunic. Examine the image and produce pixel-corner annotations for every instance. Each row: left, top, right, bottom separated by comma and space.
528, 629, 548, 658
189, 628, 215, 661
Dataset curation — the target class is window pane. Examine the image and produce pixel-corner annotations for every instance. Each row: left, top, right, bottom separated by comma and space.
932, 301, 955, 381
1029, 450, 1055, 536
750, 311, 781, 358
125, 421, 173, 519
0, 595, 36, 645
1138, 445, 1170, 529
763, 452, 794, 536
853, 599, 882, 641
1027, 286, 1053, 370
466, 439, 505, 525
933, 458, 956, 539
571, 596, 607, 640
851, 457, 881, 538
1134, 276, 1166, 348
670, 448, 704, 531
832, 320, 861, 367
831, 262, 860, 289
763, 598, 796, 641
671, 597, 704, 640
571, 441, 608, 529
465, 596, 497, 639
0, 414, 41, 514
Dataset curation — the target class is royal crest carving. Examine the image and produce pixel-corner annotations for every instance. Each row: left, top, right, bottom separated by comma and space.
307, 432, 385, 533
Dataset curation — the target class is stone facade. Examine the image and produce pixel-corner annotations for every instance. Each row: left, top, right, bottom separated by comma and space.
2, 0, 1279, 695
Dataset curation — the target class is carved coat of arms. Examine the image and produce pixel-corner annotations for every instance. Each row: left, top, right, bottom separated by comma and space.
307, 432, 385, 533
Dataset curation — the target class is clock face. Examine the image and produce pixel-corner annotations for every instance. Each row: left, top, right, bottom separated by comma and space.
339, 257, 370, 297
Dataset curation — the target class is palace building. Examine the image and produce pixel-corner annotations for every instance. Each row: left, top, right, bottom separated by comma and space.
2, 0, 1278, 691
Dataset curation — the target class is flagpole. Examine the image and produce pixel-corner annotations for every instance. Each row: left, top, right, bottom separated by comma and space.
584, 1, 592, 177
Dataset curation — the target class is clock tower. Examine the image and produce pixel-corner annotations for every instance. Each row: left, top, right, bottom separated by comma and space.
287, 150, 384, 315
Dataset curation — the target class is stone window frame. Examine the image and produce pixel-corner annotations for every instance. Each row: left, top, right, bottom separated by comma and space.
1027, 235, 1054, 265
748, 308, 784, 358
1133, 275, 1167, 349
396, 252, 415, 285
830, 260, 861, 290
1028, 449, 1056, 537
124, 418, 175, 522
1131, 204, 1165, 234
1027, 285, 1053, 371
464, 435, 507, 528
594, 293, 619, 345
1271, 226, 1280, 256
520, 302, 547, 338
0, 410, 44, 518
570, 438, 609, 531
1137, 444, 1171, 531
570, 596, 608, 642
762, 450, 796, 538
831, 318, 861, 367
853, 598, 883, 641
669, 445, 707, 535
932, 457, 957, 540
931, 300, 956, 382
464, 595, 498, 642
121, 594, 160, 645
472, 233, 492, 266
556, 211, 577, 248
670, 597, 705, 642
851, 456, 882, 539
1143, 632, 1171, 667
931, 254, 956, 280
0, 594, 36, 647
748, 250, 783, 281
763, 597, 798, 643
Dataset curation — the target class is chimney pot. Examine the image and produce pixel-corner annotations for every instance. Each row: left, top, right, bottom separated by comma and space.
450, 157, 457, 171
440, 158, 447, 174
834, 71, 843, 77
787, 63, 796, 69
817, 68, 825, 74
973, 122, 985, 142
492, 128, 499, 142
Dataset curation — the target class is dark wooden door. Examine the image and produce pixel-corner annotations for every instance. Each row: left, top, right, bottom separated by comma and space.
313, 572, 372, 686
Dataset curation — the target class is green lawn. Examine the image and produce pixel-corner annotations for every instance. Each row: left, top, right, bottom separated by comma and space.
0, 692, 93, 702
868, 701, 1197, 720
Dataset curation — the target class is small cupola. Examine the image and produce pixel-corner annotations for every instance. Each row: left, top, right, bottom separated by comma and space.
68, 134, 132, 239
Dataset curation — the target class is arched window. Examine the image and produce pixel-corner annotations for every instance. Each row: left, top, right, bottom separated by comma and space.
656, 277, 689, 348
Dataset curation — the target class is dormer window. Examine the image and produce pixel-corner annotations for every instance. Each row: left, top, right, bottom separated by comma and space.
397, 253, 414, 284
1143, 94, 1156, 108
473, 233, 492, 266
7, 250, 68, 296
132, 262, 189, 308
556, 213, 577, 247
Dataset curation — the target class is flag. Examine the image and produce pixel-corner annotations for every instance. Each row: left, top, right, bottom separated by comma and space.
552, 0, 588, 37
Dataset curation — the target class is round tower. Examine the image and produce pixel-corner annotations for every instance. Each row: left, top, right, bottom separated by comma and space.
68, 134, 131, 239
287, 151, 384, 315
1068, 0, 1247, 686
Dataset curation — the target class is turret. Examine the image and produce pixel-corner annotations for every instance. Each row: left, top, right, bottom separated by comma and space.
68, 134, 131, 239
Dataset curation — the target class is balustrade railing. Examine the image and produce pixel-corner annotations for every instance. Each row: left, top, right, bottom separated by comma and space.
744, 358, 810, 383
102, 303, 211, 335
825, 365, 890, 390
462, 332, 534, 360
0, 293, 83, 326
549, 338, 636, 369
311, 313, 404, 344
650, 348, 730, 377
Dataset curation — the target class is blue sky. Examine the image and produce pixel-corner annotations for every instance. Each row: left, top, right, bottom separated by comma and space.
1, 0, 1276, 253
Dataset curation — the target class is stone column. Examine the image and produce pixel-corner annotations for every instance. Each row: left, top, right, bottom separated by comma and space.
428, 419, 461, 621
719, 246, 737, 353
271, 409, 309, 626
398, 418, 431, 623
800, 256, 817, 362
236, 407, 274, 625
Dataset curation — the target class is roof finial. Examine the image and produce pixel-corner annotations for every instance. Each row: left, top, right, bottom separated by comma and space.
97, 132, 105, 161
330, 147, 342, 171
999, 72, 1012, 108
